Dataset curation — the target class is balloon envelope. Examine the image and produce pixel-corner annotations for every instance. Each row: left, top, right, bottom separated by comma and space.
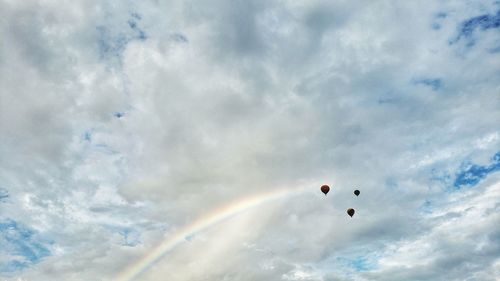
320, 185, 330, 195
347, 208, 355, 217
354, 190, 360, 196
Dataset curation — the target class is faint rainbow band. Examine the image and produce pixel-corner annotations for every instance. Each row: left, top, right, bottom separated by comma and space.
113, 185, 312, 281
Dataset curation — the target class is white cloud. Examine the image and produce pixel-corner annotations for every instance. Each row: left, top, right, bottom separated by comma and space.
0, 0, 499, 280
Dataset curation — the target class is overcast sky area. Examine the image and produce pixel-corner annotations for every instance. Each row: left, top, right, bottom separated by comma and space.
1, 0, 500, 280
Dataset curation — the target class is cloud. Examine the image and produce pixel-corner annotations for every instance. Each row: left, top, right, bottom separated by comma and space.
0, 189, 8, 202
362, 178, 500, 281
0, 0, 499, 280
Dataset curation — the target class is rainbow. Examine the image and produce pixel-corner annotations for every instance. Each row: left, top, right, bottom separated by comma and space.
113, 185, 312, 281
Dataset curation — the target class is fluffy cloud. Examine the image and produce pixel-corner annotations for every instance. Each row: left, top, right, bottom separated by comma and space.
0, 0, 499, 280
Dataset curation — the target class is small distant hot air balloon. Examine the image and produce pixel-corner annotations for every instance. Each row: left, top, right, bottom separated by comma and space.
320, 185, 330, 195
347, 208, 355, 217
354, 190, 360, 196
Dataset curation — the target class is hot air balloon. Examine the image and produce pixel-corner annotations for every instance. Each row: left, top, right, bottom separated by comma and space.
320, 185, 330, 195
347, 208, 355, 217
354, 190, 360, 196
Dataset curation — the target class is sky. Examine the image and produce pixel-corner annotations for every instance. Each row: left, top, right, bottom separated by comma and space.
0, 0, 499, 280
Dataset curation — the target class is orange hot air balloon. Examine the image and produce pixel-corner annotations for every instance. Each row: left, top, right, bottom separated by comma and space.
320, 185, 330, 195
347, 208, 355, 217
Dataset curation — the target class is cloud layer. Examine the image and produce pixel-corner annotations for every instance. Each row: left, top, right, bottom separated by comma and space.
0, 0, 499, 280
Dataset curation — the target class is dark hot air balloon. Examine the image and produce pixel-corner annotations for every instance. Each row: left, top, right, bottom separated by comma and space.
320, 185, 330, 195
347, 208, 355, 217
354, 190, 360, 196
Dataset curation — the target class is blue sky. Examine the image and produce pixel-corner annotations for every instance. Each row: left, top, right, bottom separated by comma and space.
0, 1, 499, 280
0, 220, 51, 274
